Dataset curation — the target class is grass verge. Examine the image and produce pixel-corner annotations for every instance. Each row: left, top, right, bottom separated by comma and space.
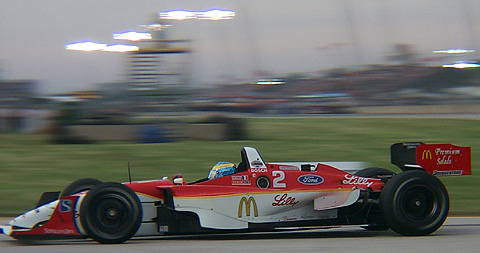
0, 117, 478, 216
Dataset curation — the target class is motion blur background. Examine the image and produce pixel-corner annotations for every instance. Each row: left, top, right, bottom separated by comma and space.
0, 1, 479, 215
1, 0, 480, 136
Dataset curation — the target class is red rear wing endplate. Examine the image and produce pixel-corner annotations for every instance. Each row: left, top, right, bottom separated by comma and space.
416, 144, 471, 176
391, 143, 471, 176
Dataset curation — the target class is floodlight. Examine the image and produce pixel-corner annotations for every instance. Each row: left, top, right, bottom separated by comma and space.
197, 8, 235, 20
443, 61, 480, 68
65, 41, 107, 51
113, 31, 152, 41
139, 23, 172, 31
104, 44, 139, 53
160, 9, 197, 20
434, 49, 475, 54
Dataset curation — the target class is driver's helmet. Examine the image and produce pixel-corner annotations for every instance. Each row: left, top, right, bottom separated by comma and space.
208, 162, 236, 180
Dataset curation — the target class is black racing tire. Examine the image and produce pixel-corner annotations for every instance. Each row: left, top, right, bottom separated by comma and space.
80, 182, 142, 244
61, 178, 102, 197
355, 167, 396, 231
380, 170, 449, 236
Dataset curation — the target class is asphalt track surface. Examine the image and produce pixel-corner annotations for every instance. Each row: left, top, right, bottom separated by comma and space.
1, 217, 479, 253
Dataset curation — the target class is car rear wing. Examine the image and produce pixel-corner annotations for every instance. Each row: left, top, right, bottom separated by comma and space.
391, 142, 471, 176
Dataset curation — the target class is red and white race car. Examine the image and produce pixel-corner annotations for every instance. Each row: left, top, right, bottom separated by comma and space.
0, 143, 471, 244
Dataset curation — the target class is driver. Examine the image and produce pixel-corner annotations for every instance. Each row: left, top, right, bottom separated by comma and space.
208, 161, 236, 180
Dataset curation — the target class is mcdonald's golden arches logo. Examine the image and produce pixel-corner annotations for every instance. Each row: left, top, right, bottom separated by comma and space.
422, 150, 433, 160
238, 196, 258, 218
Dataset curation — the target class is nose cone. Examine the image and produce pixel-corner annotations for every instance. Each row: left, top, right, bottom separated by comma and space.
9, 200, 58, 229
0, 225, 12, 235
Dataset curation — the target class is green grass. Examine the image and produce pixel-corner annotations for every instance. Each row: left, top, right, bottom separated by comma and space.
0, 117, 478, 216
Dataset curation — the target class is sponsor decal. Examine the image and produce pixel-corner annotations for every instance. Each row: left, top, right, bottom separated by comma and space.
279, 166, 298, 170
251, 168, 267, 173
437, 155, 452, 165
433, 170, 463, 176
342, 174, 373, 187
435, 148, 461, 156
232, 175, 247, 181
298, 175, 324, 185
422, 150, 433, 160
43, 228, 76, 235
231, 175, 251, 186
423, 148, 461, 165
251, 160, 264, 168
60, 199, 72, 212
272, 193, 299, 207
238, 197, 258, 218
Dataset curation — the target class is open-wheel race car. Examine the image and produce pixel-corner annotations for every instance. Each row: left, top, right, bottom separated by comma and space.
0, 142, 471, 244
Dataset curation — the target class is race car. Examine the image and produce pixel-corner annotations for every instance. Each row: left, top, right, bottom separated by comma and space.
0, 142, 471, 244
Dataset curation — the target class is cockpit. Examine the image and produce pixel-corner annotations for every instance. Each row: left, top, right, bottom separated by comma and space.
208, 147, 266, 180
183, 147, 267, 185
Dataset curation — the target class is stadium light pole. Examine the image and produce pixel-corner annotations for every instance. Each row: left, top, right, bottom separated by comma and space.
65, 38, 142, 89
65, 41, 109, 89
197, 8, 236, 83
65, 8, 237, 88
158, 8, 236, 83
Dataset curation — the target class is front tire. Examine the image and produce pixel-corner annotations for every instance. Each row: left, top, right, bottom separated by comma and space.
380, 170, 449, 236
80, 182, 142, 244
61, 178, 102, 197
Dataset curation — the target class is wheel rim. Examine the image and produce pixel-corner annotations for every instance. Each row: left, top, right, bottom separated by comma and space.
90, 193, 135, 236
256, 176, 270, 188
399, 185, 438, 223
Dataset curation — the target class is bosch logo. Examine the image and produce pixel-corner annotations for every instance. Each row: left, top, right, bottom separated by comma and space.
297, 175, 324, 185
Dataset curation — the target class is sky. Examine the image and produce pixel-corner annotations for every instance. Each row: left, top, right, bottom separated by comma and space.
1, 0, 479, 94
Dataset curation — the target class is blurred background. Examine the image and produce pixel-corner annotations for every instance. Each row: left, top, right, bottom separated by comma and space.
1, 0, 480, 215
1, 0, 480, 138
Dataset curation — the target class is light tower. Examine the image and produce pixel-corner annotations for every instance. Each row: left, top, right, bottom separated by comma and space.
126, 8, 235, 116
65, 8, 235, 116
119, 17, 192, 116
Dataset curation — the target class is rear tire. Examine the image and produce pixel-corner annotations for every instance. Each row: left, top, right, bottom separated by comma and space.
355, 167, 396, 231
61, 178, 102, 197
380, 170, 449, 236
80, 182, 142, 244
